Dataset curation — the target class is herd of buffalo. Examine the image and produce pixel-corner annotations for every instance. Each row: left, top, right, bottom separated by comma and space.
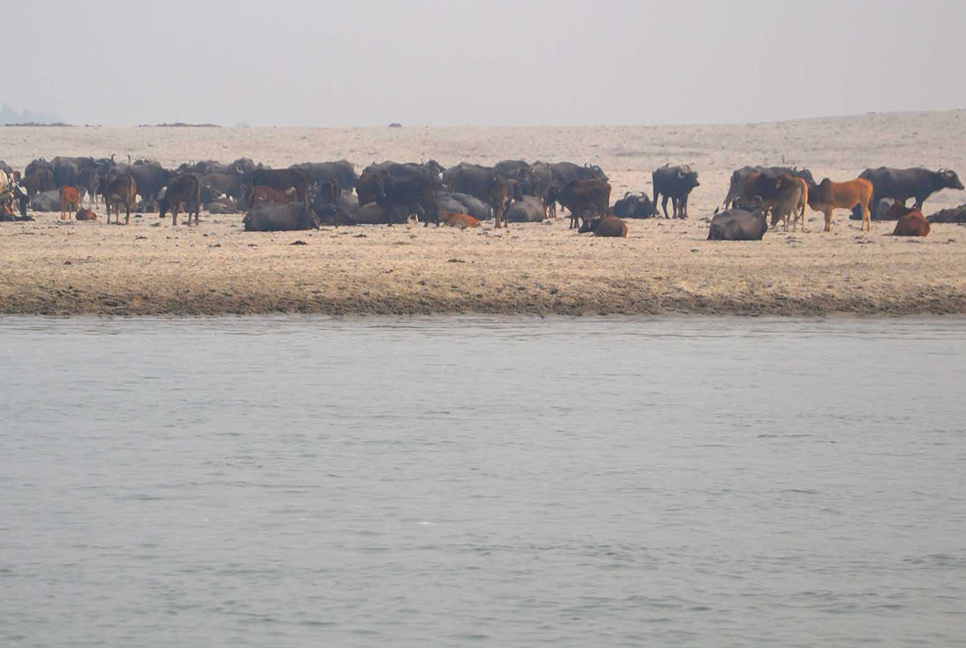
0, 154, 963, 240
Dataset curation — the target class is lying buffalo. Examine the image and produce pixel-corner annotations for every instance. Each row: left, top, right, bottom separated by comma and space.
30, 189, 61, 212
504, 196, 545, 222
579, 215, 628, 237
243, 203, 320, 231
707, 207, 768, 241
612, 192, 655, 219
927, 204, 966, 223
437, 192, 493, 221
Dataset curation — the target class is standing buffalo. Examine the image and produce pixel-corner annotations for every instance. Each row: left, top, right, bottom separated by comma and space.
101, 174, 137, 225
291, 160, 358, 190
243, 203, 320, 231
374, 173, 440, 226
852, 167, 964, 220
251, 168, 314, 204
652, 164, 700, 219
158, 175, 202, 226
545, 178, 611, 228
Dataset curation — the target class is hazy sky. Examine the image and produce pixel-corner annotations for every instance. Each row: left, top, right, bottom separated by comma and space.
6, 0, 963, 127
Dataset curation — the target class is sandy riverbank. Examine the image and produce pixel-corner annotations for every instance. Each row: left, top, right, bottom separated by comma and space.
1, 111, 965, 316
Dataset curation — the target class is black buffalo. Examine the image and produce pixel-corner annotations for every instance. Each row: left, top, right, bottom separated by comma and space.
851, 167, 964, 220
612, 192, 655, 219
251, 168, 314, 204
291, 160, 358, 190
243, 203, 320, 231
437, 192, 493, 221
707, 207, 768, 241
159, 175, 202, 226
374, 173, 440, 226
652, 164, 699, 219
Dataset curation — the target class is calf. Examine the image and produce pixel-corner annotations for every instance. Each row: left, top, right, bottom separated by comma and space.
251, 168, 313, 205
60, 186, 80, 220
75, 208, 97, 221
809, 177, 873, 232
441, 211, 481, 229
579, 215, 628, 237
892, 210, 930, 237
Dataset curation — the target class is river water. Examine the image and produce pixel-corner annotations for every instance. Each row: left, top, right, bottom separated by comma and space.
1, 316, 964, 647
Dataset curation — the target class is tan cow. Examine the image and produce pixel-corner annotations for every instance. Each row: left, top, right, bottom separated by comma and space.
808, 178, 874, 232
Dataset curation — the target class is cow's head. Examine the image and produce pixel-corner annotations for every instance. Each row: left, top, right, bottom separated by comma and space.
939, 168, 964, 190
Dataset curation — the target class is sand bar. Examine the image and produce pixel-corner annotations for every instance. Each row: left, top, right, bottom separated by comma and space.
1, 111, 965, 316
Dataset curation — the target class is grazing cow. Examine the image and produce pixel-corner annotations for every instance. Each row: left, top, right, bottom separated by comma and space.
75, 208, 97, 221
579, 215, 628, 237
545, 178, 611, 228
892, 209, 930, 237
855, 167, 964, 219
101, 174, 137, 224
242, 203, 320, 231
441, 211, 482, 229
768, 174, 808, 231
60, 186, 80, 220
707, 206, 768, 241
158, 175, 202, 226
374, 173, 440, 226
251, 168, 314, 204
809, 177, 873, 232
248, 185, 297, 208
652, 164, 700, 219
612, 192, 655, 219
504, 196, 545, 223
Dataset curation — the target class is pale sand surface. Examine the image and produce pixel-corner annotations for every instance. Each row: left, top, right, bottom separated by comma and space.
1, 111, 965, 316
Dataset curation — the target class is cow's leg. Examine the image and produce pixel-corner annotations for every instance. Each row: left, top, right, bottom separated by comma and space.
824, 209, 832, 232
862, 203, 871, 232
172, 206, 179, 227
661, 195, 670, 219
125, 204, 130, 225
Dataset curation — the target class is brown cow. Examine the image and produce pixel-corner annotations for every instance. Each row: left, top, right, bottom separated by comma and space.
893, 210, 930, 237
441, 211, 481, 229
75, 208, 97, 221
579, 215, 628, 237
769, 175, 808, 231
808, 178, 874, 232
248, 185, 296, 208
102, 174, 137, 225
60, 186, 80, 220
